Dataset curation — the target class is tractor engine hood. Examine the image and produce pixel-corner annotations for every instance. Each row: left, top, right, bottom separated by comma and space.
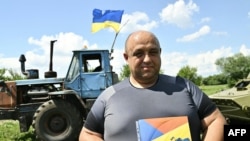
15, 77, 64, 86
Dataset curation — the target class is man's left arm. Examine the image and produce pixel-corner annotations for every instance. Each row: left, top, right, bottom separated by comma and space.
201, 108, 227, 141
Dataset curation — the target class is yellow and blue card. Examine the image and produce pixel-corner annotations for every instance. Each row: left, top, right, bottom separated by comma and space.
136, 116, 191, 141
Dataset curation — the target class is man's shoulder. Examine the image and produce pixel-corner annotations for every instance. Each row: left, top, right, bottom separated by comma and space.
159, 74, 178, 83
100, 78, 130, 98
159, 74, 185, 79
112, 77, 130, 87
157, 74, 189, 88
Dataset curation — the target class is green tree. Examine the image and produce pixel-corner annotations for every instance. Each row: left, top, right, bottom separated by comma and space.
119, 64, 130, 80
215, 53, 250, 87
0, 68, 24, 81
0, 68, 7, 80
202, 73, 227, 85
177, 65, 202, 85
8, 68, 24, 80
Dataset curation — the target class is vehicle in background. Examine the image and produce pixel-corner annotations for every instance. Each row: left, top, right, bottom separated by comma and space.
0, 40, 119, 140
209, 75, 250, 124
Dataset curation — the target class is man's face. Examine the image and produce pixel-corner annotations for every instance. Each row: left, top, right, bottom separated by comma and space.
124, 33, 161, 82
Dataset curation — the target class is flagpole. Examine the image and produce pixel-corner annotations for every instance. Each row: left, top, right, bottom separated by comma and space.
110, 19, 129, 58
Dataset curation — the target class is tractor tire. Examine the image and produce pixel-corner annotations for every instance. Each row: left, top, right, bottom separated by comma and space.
32, 99, 83, 141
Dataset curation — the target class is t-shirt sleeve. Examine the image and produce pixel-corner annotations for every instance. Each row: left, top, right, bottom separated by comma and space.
183, 77, 217, 119
84, 95, 105, 134
83, 86, 116, 134
197, 92, 217, 119
84, 110, 104, 134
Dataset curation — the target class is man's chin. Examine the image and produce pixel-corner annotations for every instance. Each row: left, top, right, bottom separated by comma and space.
141, 72, 157, 79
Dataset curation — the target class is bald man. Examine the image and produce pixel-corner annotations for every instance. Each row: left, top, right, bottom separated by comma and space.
79, 30, 226, 141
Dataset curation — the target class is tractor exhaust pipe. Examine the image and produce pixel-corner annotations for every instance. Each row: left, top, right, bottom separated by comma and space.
44, 40, 57, 78
19, 54, 39, 79
19, 54, 27, 76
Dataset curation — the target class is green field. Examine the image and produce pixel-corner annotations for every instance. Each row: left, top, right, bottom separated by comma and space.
0, 84, 228, 140
200, 84, 228, 95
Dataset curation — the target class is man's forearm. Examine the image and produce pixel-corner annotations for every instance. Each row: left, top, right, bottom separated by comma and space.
201, 108, 227, 141
79, 127, 103, 141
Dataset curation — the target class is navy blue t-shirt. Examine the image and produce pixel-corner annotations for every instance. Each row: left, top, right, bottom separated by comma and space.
84, 74, 216, 141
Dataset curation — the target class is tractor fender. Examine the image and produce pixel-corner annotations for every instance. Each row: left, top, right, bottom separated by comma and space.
48, 90, 87, 110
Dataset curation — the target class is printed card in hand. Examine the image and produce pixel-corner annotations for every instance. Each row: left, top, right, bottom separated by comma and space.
136, 116, 191, 141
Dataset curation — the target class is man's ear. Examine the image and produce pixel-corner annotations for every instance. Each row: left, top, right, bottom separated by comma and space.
123, 53, 128, 61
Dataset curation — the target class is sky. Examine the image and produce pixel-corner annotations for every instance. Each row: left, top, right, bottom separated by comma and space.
1, 0, 250, 78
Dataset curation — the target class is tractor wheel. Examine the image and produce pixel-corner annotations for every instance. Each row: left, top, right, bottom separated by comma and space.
32, 99, 83, 141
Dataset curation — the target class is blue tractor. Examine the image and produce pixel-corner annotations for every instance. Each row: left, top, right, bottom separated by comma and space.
0, 40, 119, 140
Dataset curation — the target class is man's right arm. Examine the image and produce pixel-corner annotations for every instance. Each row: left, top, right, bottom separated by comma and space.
79, 127, 103, 141
79, 86, 115, 141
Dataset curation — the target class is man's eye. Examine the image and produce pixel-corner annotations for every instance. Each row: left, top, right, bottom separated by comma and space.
150, 51, 159, 55
133, 52, 143, 57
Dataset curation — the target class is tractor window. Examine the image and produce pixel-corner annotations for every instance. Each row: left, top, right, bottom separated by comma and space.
66, 55, 79, 81
82, 54, 102, 73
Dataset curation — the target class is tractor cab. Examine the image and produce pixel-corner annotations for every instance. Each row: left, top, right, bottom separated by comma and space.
64, 49, 118, 98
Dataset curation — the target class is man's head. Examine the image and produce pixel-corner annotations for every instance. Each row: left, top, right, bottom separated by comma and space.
123, 30, 161, 87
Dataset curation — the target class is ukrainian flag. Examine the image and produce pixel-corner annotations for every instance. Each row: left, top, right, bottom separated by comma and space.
91, 9, 124, 33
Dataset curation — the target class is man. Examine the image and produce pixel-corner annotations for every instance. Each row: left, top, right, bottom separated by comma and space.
79, 30, 227, 141
93, 58, 102, 72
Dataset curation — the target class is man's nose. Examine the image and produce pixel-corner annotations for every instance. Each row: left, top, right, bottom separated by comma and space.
143, 54, 151, 63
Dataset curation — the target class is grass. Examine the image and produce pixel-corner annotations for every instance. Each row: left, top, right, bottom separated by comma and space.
0, 85, 229, 140
200, 84, 228, 95
0, 120, 36, 141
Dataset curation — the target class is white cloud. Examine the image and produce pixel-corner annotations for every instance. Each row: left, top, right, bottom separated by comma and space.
110, 49, 127, 75
1, 32, 248, 79
1, 32, 93, 78
159, 0, 199, 28
161, 46, 233, 77
199, 17, 211, 24
187, 47, 233, 76
120, 12, 158, 33
28, 32, 90, 55
239, 44, 250, 56
176, 25, 210, 42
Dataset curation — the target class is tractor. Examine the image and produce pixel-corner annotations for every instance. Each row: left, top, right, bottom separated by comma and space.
0, 40, 119, 140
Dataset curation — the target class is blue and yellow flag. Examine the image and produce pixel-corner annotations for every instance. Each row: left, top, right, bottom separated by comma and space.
91, 9, 124, 33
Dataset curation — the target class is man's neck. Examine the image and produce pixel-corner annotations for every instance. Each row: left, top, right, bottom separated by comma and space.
129, 75, 159, 88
